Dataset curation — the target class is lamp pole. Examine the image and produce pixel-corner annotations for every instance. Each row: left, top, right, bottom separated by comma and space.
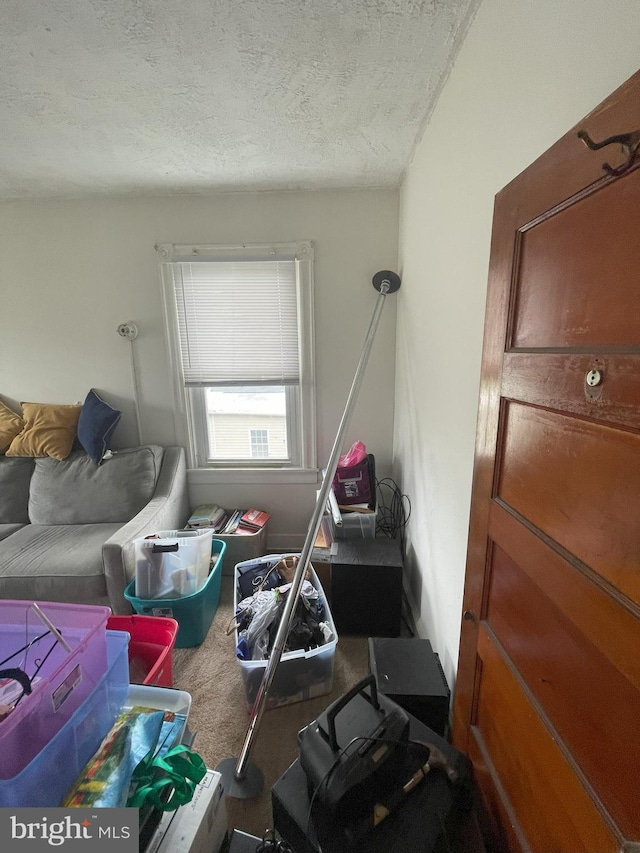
216, 271, 401, 797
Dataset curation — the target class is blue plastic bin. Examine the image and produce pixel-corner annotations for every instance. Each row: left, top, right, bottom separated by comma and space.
124, 539, 225, 647
0, 629, 130, 807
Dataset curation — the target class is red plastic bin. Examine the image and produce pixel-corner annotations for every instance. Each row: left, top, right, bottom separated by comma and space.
106, 614, 178, 687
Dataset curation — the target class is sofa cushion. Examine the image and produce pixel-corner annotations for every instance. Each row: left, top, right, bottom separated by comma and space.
29, 445, 165, 525
77, 389, 122, 466
6, 401, 82, 460
0, 399, 24, 452
0, 523, 26, 540
0, 456, 34, 523
0, 524, 116, 604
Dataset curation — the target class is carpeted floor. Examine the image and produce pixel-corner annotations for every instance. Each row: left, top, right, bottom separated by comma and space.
173, 573, 369, 840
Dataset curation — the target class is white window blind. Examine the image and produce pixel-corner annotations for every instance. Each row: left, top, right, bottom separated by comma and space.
170, 259, 299, 386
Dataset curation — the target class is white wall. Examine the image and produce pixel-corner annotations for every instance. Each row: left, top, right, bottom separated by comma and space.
396, 0, 640, 689
0, 189, 398, 546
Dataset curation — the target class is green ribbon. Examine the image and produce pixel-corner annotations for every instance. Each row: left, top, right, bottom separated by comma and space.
127, 745, 207, 811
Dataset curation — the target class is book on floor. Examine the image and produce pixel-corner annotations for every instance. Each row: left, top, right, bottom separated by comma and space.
187, 504, 225, 528
238, 508, 270, 530
222, 509, 245, 534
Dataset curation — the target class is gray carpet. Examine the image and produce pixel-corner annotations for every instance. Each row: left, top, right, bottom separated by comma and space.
173, 573, 369, 840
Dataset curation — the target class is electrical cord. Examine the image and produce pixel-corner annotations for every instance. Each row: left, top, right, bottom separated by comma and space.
117, 322, 143, 445
375, 477, 411, 550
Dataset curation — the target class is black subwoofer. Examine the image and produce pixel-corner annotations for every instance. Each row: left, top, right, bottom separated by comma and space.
368, 637, 451, 737
329, 538, 403, 637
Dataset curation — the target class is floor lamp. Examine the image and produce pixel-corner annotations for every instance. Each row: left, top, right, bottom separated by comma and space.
216, 270, 401, 797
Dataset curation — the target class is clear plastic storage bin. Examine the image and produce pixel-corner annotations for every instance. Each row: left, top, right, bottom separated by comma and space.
125, 540, 226, 648
125, 683, 192, 732
134, 529, 214, 598
0, 600, 110, 777
330, 505, 377, 539
0, 629, 130, 807
234, 555, 338, 710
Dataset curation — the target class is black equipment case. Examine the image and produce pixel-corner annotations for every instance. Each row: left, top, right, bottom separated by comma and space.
298, 675, 411, 824
280, 676, 472, 851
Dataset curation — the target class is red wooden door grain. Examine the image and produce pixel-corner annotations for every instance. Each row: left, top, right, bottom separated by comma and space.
452, 71, 640, 852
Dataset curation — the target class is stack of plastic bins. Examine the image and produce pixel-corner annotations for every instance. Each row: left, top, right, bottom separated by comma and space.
0, 629, 130, 807
234, 555, 338, 711
0, 600, 111, 776
124, 539, 226, 648
107, 614, 179, 686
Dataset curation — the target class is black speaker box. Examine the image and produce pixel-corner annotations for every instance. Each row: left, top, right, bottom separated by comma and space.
329, 538, 403, 637
368, 637, 451, 736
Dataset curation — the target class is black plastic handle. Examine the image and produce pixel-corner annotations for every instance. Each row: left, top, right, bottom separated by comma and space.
151, 543, 179, 553
325, 674, 379, 752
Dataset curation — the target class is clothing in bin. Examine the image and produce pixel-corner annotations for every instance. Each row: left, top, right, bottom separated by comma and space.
235, 580, 332, 662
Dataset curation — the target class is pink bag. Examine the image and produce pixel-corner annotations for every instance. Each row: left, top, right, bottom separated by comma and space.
333, 442, 376, 507
337, 441, 367, 469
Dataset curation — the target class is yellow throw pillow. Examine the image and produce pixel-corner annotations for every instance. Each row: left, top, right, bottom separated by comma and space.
6, 401, 82, 461
0, 399, 25, 452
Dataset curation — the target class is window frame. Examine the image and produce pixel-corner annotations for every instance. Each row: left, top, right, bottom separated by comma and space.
158, 240, 317, 481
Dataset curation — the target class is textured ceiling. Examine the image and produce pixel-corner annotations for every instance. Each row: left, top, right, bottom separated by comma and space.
1, 0, 478, 199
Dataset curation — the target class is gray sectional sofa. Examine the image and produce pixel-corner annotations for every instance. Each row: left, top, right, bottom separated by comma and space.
0, 445, 189, 614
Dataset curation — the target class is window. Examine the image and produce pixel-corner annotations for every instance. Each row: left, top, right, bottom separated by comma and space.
158, 241, 316, 473
250, 429, 269, 458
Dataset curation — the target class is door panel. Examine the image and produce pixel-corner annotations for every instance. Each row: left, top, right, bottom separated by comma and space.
487, 545, 640, 834
513, 169, 640, 349
497, 402, 640, 603
488, 503, 640, 693
452, 69, 640, 852
501, 353, 640, 430
467, 735, 529, 853
473, 628, 618, 853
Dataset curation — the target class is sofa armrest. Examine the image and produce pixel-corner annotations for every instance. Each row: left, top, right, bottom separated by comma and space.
103, 446, 189, 614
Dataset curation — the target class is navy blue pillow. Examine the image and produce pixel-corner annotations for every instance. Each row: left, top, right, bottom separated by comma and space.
77, 390, 122, 465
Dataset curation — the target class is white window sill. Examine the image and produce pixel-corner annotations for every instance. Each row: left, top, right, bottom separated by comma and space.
187, 467, 321, 486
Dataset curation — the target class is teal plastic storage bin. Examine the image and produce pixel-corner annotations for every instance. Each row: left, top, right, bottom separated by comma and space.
124, 539, 225, 647
0, 630, 130, 807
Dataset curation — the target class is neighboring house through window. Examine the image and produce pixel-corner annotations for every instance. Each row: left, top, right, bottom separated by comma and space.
158, 241, 316, 474
250, 428, 270, 458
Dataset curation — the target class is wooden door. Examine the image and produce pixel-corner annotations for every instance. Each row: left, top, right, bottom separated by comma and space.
452, 71, 640, 853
